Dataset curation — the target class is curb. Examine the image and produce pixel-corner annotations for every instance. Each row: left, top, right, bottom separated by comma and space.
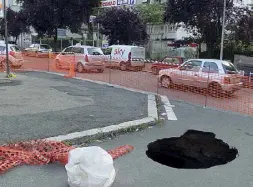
15, 70, 163, 144
46, 95, 158, 144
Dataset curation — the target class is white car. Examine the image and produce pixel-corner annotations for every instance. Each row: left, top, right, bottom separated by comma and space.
159, 59, 243, 96
0, 44, 24, 69
24, 44, 52, 57
55, 44, 105, 73
104, 45, 145, 71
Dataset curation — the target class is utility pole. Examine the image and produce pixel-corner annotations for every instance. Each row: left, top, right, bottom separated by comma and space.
3, 0, 10, 76
96, 0, 100, 48
97, 8, 100, 47
220, 0, 226, 60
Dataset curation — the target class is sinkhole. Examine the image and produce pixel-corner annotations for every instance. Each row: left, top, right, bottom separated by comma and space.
146, 130, 238, 169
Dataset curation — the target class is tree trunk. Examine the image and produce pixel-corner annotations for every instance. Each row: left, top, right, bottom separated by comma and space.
54, 28, 57, 52
206, 42, 214, 58
87, 23, 93, 46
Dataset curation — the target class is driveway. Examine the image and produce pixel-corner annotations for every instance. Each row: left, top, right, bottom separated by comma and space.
0, 72, 148, 144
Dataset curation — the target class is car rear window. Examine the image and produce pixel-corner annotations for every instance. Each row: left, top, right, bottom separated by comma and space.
10, 46, 21, 52
87, 48, 104, 55
222, 61, 237, 73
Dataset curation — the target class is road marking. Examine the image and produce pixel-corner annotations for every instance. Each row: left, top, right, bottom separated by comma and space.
161, 95, 178, 121
46, 94, 158, 142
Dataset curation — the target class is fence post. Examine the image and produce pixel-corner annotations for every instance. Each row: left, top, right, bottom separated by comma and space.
204, 65, 211, 108
109, 54, 111, 84
48, 51, 50, 72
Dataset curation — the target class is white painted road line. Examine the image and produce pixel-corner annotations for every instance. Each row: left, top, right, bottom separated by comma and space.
161, 95, 178, 121
46, 94, 158, 142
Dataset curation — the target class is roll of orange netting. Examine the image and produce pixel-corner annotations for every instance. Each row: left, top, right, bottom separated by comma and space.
0, 140, 134, 174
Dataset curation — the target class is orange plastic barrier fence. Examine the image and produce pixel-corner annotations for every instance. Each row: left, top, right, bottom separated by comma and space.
0, 140, 134, 174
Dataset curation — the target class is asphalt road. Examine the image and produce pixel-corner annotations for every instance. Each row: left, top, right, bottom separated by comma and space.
0, 72, 147, 144
2, 100, 253, 187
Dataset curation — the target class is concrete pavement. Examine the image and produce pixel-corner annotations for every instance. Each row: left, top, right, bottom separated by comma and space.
2, 100, 253, 187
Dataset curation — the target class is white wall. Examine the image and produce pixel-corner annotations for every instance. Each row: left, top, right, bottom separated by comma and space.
176, 27, 192, 39
147, 23, 177, 40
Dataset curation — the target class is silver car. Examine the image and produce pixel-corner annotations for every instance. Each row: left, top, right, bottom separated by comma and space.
159, 59, 243, 96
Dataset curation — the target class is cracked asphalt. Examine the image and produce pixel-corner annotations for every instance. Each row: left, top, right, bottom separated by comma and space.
0, 72, 148, 144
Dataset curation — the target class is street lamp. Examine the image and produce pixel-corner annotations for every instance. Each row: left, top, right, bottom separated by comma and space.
220, 0, 226, 60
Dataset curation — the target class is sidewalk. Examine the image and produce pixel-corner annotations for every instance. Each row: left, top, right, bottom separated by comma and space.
2, 100, 253, 187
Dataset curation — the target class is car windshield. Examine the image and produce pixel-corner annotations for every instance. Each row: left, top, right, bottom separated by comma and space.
10, 46, 21, 52
222, 61, 237, 74
87, 47, 104, 55
40, 45, 50, 49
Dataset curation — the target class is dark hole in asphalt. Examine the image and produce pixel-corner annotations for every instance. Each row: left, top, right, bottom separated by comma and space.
146, 130, 238, 169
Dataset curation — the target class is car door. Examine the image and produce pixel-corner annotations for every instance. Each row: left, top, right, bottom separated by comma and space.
179, 60, 202, 87
27, 44, 34, 56
72, 47, 84, 66
86, 47, 104, 65
200, 61, 220, 88
161, 57, 173, 69
111, 47, 127, 67
103, 47, 112, 67
59, 47, 73, 68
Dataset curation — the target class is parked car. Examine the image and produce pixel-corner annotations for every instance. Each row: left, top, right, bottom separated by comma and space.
159, 59, 243, 96
24, 44, 52, 57
151, 56, 185, 75
105, 45, 145, 71
0, 44, 24, 68
55, 44, 105, 73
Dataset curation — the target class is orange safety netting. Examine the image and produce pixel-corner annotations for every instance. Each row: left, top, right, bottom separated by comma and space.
0, 140, 134, 174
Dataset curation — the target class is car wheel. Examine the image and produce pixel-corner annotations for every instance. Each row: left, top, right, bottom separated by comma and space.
161, 76, 172, 88
77, 63, 84, 73
226, 90, 235, 97
151, 67, 159, 75
208, 82, 223, 98
120, 62, 128, 71
97, 69, 104, 73
55, 60, 61, 69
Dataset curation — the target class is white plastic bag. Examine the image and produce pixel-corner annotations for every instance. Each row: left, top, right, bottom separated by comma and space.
65, 146, 116, 187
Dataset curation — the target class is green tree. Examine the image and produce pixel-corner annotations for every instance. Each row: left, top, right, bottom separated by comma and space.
135, 4, 164, 24
164, 0, 238, 57
96, 8, 149, 45
235, 12, 253, 44
0, 8, 29, 42
18, 0, 99, 51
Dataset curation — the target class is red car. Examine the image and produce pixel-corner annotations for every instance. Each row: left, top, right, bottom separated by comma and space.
151, 56, 185, 75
